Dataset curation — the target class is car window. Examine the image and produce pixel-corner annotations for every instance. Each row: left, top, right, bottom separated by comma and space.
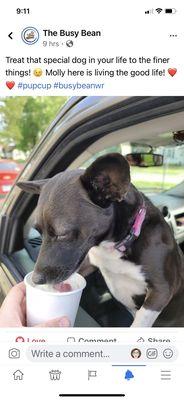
81, 141, 184, 195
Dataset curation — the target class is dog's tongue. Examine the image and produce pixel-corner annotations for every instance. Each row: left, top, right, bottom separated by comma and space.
54, 282, 72, 292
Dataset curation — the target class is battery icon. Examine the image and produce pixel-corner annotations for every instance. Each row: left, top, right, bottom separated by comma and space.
165, 8, 177, 14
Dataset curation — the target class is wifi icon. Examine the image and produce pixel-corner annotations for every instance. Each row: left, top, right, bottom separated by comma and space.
155, 8, 163, 14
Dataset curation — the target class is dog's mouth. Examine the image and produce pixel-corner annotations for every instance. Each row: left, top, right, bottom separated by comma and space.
32, 239, 92, 286
52, 260, 84, 284
32, 270, 75, 290
32, 261, 82, 286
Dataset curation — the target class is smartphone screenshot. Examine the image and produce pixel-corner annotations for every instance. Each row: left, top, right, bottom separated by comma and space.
0, 1, 184, 399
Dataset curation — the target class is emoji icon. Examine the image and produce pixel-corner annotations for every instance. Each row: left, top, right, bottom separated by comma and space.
33, 68, 43, 77
168, 68, 177, 77
163, 348, 173, 359
6, 81, 15, 90
21, 27, 39, 45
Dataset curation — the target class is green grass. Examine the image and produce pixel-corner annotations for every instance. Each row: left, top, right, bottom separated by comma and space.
130, 166, 183, 175
133, 181, 175, 191
130, 165, 183, 192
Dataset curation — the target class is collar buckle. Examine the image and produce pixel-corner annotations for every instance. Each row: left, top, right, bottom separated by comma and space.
115, 204, 146, 255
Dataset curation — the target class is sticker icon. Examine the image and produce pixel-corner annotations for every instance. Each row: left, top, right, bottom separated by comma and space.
21, 27, 39, 45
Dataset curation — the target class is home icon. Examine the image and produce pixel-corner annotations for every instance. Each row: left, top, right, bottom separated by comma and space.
13, 370, 24, 381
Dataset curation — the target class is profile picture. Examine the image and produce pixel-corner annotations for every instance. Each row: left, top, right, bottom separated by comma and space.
131, 348, 141, 359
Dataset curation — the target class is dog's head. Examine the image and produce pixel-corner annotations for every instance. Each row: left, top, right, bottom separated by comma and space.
17, 153, 130, 284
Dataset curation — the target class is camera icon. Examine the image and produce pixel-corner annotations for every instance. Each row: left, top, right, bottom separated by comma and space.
8, 348, 20, 359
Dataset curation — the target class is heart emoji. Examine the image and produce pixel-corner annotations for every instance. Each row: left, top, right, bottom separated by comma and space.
6, 81, 15, 90
168, 68, 177, 77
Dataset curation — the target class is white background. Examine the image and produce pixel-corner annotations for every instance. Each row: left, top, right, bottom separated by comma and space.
0, 0, 184, 95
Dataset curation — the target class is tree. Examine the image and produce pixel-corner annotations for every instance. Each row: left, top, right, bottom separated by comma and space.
0, 96, 68, 153
0, 97, 27, 146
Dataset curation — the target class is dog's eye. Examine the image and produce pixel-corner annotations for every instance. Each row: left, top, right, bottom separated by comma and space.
47, 225, 57, 238
56, 230, 78, 241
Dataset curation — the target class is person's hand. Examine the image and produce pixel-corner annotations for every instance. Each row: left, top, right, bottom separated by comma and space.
0, 282, 70, 328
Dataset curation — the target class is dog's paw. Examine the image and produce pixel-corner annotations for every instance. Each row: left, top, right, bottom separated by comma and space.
99, 241, 115, 252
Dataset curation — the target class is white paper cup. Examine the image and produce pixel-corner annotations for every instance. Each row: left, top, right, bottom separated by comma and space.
24, 272, 86, 327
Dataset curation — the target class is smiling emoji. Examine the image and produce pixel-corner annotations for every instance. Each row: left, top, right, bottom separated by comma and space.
33, 68, 43, 77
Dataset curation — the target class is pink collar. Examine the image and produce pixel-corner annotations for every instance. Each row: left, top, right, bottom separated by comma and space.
115, 204, 146, 254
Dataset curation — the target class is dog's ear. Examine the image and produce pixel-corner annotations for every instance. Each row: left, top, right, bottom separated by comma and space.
80, 153, 130, 206
16, 179, 49, 194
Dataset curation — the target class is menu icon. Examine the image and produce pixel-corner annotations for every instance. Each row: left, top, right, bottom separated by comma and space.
161, 370, 171, 380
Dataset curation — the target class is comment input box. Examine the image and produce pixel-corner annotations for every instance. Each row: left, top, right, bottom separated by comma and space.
26, 345, 178, 363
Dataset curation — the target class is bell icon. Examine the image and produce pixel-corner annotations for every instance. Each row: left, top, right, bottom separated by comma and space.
125, 370, 134, 381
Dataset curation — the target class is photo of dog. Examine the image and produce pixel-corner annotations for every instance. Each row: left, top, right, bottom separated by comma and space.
17, 153, 184, 327
1, 95, 184, 328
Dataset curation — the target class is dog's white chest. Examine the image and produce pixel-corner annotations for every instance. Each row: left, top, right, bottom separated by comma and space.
88, 241, 147, 313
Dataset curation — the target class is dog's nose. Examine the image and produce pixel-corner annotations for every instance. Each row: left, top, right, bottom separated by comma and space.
32, 272, 46, 285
